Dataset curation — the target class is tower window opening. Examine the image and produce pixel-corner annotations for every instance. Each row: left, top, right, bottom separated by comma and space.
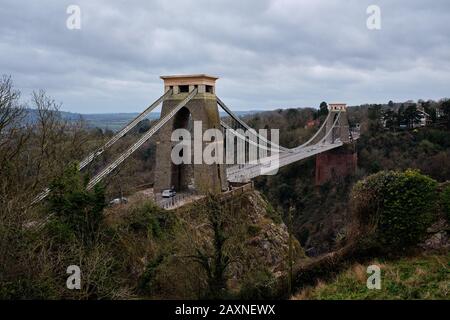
206, 85, 214, 93
179, 85, 189, 93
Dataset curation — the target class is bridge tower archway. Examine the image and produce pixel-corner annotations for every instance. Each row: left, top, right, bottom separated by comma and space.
154, 74, 228, 195
170, 106, 193, 192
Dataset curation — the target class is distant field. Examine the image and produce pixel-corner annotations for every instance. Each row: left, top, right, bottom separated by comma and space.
82, 113, 146, 131
25, 109, 259, 131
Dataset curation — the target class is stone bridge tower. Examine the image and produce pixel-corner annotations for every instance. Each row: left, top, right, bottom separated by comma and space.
316, 103, 357, 185
154, 74, 227, 195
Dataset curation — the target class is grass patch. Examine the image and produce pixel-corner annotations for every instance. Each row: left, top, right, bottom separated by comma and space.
293, 252, 449, 300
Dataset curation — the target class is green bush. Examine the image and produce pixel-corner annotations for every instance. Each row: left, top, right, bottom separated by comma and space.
45, 219, 76, 245
47, 163, 106, 245
124, 201, 172, 239
441, 185, 450, 222
351, 170, 438, 252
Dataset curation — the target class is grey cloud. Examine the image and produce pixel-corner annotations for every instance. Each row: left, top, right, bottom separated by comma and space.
0, 0, 449, 113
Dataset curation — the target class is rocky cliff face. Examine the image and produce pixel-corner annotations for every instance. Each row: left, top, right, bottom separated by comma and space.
173, 190, 304, 295
104, 189, 304, 299
235, 191, 304, 277
421, 218, 449, 251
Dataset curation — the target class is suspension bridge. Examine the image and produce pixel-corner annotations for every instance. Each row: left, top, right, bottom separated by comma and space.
32, 74, 359, 207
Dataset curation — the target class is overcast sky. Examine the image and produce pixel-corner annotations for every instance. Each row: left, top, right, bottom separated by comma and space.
1, 0, 449, 113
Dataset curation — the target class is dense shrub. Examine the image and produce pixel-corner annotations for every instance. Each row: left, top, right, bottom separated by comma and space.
137, 255, 165, 295
441, 185, 450, 221
124, 201, 167, 238
350, 170, 438, 252
358, 129, 450, 182
47, 164, 106, 245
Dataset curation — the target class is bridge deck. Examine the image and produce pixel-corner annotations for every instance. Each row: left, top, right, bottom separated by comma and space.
227, 132, 359, 183
226, 141, 341, 182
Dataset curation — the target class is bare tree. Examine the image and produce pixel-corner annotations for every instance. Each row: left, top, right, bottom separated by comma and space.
0, 75, 24, 134
0, 75, 30, 202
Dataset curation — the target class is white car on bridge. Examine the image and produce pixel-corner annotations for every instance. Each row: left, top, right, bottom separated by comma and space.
162, 189, 176, 198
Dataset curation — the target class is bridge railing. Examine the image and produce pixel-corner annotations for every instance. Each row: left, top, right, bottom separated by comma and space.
221, 182, 254, 201
157, 182, 254, 210
157, 190, 199, 210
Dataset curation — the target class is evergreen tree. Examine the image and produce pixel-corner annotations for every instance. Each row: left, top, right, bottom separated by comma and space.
47, 163, 106, 245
